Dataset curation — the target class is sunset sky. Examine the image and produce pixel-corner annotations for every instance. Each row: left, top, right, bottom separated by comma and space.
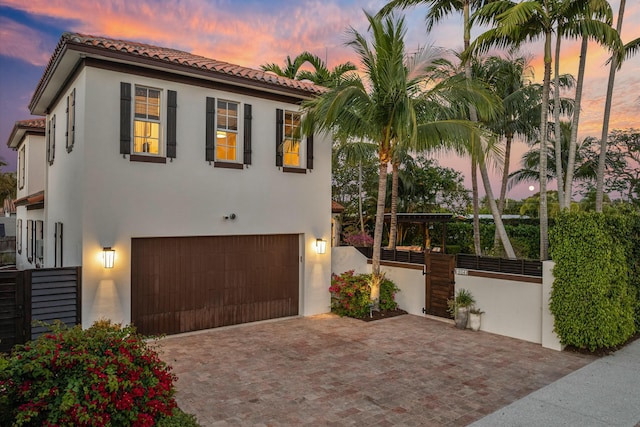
0, 0, 638, 200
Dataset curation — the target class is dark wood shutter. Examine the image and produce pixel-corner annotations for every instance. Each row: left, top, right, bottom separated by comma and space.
306, 132, 314, 170
167, 90, 177, 159
52, 115, 56, 163
205, 97, 215, 162
68, 88, 75, 152
120, 83, 132, 155
46, 118, 50, 163
276, 108, 284, 167
65, 95, 69, 146
243, 104, 252, 165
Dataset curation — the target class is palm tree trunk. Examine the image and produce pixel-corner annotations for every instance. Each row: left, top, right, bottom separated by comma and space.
479, 156, 516, 259
388, 161, 399, 249
494, 134, 513, 251
371, 158, 389, 302
472, 157, 481, 255
565, 37, 588, 208
553, 34, 566, 209
464, 0, 485, 256
358, 161, 365, 235
539, 32, 553, 260
596, 0, 626, 212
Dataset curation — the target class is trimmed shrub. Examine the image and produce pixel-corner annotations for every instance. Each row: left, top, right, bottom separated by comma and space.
0, 320, 180, 426
329, 271, 400, 317
550, 212, 636, 351
379, 278, 400, 311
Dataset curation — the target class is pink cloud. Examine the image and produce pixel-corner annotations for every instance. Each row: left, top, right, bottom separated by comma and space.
0, 17, 52, 65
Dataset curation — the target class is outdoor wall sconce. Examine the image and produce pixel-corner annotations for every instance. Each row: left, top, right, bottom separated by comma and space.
315, 238, 327, 254
103, 247, 115, 268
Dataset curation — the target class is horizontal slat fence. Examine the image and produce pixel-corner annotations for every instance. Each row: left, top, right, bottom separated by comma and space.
26, 268, 82, 340
0, 271, 24, 353
456, 254, 542, 277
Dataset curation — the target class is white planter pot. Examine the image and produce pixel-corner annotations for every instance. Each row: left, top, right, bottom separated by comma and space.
469, 313, 481, 331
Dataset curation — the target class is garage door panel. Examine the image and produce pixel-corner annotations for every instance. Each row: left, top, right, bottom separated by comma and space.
132, 234, 299, 336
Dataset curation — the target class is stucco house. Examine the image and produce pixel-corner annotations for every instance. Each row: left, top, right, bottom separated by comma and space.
6, 118, 46, 269
21, 32, 332, 335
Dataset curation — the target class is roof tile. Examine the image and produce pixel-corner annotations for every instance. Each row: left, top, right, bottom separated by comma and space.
32, 32, 326, 111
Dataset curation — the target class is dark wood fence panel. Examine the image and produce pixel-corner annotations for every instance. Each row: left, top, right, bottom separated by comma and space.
457, 254, 542, 277
0, 271, 25, 353
27, 268, 82, 340
425, 253, 455, 318
132, 234, 300, 336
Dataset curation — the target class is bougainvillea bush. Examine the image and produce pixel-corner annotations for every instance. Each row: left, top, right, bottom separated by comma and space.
330, 271, 400, 317
0, 320, 181, 426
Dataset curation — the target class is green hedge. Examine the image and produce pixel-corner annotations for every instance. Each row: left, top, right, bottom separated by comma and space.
444, 221, 539, 259
549, 212, 637, 351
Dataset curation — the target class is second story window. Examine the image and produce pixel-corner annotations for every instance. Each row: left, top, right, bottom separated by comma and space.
216, 100, 239, 162
134, 86, 161, 155
283, 110, 301, 167
18, 146, 25, 189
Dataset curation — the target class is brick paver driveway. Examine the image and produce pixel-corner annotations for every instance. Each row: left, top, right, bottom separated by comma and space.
158, 314, 594, 426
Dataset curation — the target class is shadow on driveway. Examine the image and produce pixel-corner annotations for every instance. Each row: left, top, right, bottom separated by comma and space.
159, 314, 594, 426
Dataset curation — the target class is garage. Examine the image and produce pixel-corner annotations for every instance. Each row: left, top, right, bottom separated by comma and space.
131, 234, 300, 336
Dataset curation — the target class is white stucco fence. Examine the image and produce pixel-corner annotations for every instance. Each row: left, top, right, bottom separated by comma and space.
332, 246, 563, 350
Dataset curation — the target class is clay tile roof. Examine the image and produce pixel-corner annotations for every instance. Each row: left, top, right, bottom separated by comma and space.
332, 201, 346, 213
6, 118, 46, 149
15, 118, 46, 130
32, 32, 325, 110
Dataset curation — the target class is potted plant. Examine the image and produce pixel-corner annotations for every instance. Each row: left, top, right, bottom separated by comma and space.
447, 289, 475, 329
468, 306, 484, 331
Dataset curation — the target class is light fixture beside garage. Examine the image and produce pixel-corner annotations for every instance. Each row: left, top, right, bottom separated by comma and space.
315, 238, 327, 254
102, 247, 115, 268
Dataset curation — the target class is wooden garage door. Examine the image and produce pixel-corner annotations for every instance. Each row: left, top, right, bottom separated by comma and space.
131, 234, 299, 336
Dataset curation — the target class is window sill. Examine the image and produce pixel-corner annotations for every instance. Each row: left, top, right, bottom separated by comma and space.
283, 167, 307, 174
214, 162, 244, 170
130, 154, 167, 164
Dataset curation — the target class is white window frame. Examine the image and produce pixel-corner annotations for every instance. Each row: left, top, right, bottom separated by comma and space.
133, 85, 163, 156
215, 99, 241, 163
283, 110, 303, 168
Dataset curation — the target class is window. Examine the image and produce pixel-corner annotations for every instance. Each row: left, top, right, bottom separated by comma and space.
216, 100, 239, 162
66, 88, 75, 152
283, 110, 301, 167
16, 219, 22, 254
120, 83, 176, 161
275, 108, 312, 172
26, 219, 33, 263
134, 86, 161, 155
18, 146, 25, 189
48, 115, 56, 165
205, 98, 251, 167
35, 220, 44, 263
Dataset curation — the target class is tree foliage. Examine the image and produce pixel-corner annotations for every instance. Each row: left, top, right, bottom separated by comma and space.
549, 212, 636, 351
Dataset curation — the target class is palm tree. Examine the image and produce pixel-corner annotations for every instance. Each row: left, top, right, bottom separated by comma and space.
596, 0, 636, 211
379, 0, 519, 258
470, 0, 622, 259
508, 122, 617, 192
303, 12, 498, 302
296, 53, 357, 87
260, 53, 312, 79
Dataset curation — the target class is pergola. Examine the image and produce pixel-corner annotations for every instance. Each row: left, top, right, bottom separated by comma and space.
383, 213, 454, 253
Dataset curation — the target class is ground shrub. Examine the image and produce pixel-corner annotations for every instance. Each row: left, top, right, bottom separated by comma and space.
0, 320, 181, 426
379, 278, 400, 311
330, 271, 400, 317
157, 407, 201, 427
550, 212, 636, 351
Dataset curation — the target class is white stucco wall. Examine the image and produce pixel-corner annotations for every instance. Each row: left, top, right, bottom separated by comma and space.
455, 273, 542, 344
45, 65, 332, 326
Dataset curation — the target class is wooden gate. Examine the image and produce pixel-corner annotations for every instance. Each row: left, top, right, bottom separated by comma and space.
424, 253, 455, 318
